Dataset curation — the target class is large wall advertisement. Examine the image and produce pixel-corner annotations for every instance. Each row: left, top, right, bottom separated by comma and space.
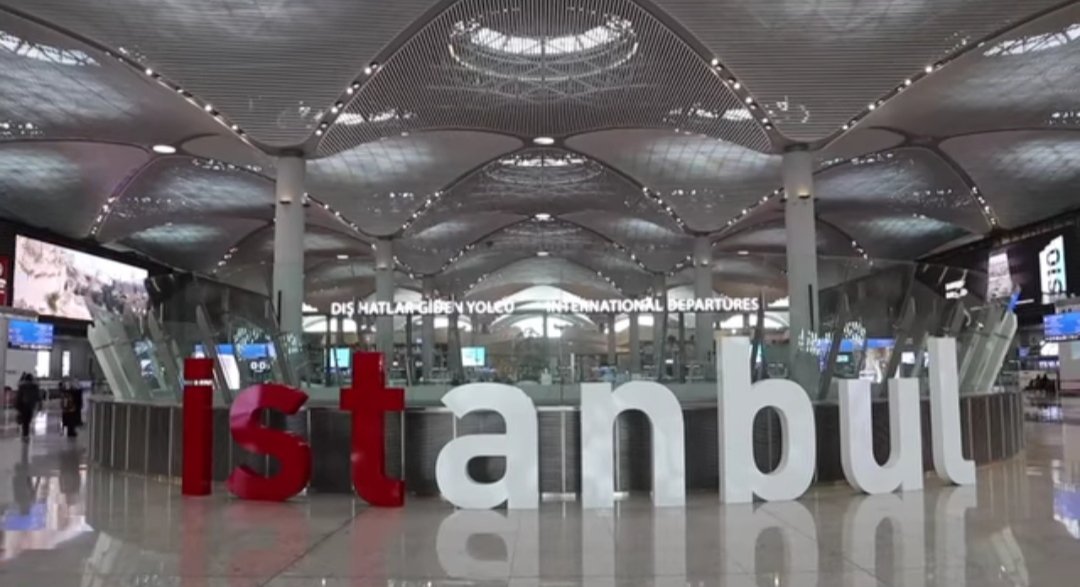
983, 231, 1075, 305
929, 226, 1080, 324
13, 235, 149, 321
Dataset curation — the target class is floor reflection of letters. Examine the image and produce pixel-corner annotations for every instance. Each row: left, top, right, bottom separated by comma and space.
429, 487, 985, 586
73, 479, 1041, 585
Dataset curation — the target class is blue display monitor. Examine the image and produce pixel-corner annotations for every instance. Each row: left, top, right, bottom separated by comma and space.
1045, 312, 1080, 342
193, 343, 273, 359
818, 338, 894, 353
237, 343, 273, 360
330, 347, 352, 369
7, 320, 54, 350
462, 346, 486, 367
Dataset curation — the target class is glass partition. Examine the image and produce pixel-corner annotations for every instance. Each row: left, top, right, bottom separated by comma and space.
89, 255, 1012, 407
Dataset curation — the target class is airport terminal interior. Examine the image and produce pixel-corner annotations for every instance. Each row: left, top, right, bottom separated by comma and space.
3, 0, 1080, 585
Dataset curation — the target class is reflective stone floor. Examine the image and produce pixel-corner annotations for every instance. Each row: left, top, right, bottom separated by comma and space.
2, 405, 1080, 586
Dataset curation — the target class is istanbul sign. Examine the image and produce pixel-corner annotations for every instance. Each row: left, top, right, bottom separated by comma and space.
330, 296, 761, 317
181, 335, 974, 509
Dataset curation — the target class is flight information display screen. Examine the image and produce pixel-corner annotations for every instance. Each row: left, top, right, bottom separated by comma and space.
7, 319, 54, 350
1044, 312, 1080, 342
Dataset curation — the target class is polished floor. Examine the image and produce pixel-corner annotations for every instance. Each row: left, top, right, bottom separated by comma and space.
1, 404, 1080, 586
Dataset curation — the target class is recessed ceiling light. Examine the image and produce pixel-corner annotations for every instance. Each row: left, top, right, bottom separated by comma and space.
337, 254, 349, 260
152, 144, 177, 154
737, 250, 749, 256
533, 136, 555, 145
534, 213, 552, 221
537, 251, 550, 257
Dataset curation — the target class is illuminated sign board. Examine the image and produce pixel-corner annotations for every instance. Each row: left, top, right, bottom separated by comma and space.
330, 296, 761, 317
1040, 235, 1068, 304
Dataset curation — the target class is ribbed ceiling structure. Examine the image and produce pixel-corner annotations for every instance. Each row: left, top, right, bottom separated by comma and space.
318, 0, 772, 154
0, 0, 1076, 303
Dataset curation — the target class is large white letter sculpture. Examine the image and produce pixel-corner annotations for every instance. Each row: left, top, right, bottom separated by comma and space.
928, 337, 976, 485
839, 378, 923, 494
717, 336, 816, 503
580, 382, 686, 508
435, 384, 539, 509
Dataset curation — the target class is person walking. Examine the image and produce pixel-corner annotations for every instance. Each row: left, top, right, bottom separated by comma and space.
15, 373, 42, 441
59, 377, 83, 439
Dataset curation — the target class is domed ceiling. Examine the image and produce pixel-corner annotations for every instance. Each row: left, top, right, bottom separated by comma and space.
0, 0, 1074, 303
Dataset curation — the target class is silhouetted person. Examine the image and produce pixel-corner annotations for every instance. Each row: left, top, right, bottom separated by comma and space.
59, 378, 83, 439
15, 373, 41, 442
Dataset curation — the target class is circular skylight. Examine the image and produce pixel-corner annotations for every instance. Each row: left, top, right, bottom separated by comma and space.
448, 11, 638, 85
486, 151, 603, 185
452, 15, 633, 57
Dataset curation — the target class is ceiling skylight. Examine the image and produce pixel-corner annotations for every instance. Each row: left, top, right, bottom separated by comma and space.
0, 30, 97, 66
500, 154, 586, 168
486, 151, 603, 186
452, 15, 633, 56
336, 109, 416, 126
983, 24, 1080, 57
447, 11, 639, 86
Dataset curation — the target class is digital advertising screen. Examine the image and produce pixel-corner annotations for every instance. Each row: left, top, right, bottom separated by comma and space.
1044, 312, 1080, 342
984, 230, 1079, 305
462, 346, 486, 367
13, 236, 149, 321
7, 319, 53, 350
986, 250, 1015, 300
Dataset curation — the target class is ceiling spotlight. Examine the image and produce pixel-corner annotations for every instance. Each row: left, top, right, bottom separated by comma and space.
152, 144, 177, 154
337, 254, 349, 260
924, 64, 934, 73
534, 213, 552, 221
537, 251, 550, 257
533, 136, 556, 145
737, 250, 749, 256
710, 57, 719, 67
203, 104, 214, 113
